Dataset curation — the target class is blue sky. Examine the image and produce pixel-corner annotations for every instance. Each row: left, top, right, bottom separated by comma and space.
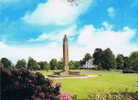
0, 0, 138, 62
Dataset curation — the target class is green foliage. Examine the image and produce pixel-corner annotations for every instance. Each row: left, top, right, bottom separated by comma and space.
38, 61, 49, 71
69, 60, 81, 69
50, 58, 58, 70
93, 48, 103, 69
81, 53, 92, 65
116, 54, 124, 69
57, 59, 64, 69
122, 69, 138, 73
27, 57, 40, 70
123, 57, 130, 69
1, 67, 61, 100
93, 48, 116, 70
129, 51, 138, 71
16, 59, 26, 69
101, 48, 116, 70
0, 57, 12, 68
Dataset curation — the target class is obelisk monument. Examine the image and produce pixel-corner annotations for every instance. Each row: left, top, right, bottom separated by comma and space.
63, 34, 69, 73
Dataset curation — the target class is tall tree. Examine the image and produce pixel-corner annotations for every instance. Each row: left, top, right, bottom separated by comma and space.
81, 53, 92, 65
69, 60, 81, 69
116, 54, 124, 69
50, 58, 58, 70
16, 59, 26, 69
27, 57, 40, 70
0, 58, 12, 68
38, 61, 49, 71
123, 56, 129, 69
93, 48, 103, 68
101, 48, 116, 70
129, 51, 138, 71
57, 58, 64, 69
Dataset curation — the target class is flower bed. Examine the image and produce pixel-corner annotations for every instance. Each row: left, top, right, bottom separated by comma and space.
1, 67, 73, 100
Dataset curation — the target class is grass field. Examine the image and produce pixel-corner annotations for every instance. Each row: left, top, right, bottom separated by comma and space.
37, 70, 138, 99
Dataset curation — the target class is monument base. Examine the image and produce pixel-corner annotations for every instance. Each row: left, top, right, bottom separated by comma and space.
59, 71, 69, 76
53, 70, 81, 77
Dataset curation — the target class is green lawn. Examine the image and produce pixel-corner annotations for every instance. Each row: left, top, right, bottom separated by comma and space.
37, 70, 138, 99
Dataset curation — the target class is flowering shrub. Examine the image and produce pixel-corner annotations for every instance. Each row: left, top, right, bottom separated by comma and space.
1, 67, 65, 100
58, 93, 73, 100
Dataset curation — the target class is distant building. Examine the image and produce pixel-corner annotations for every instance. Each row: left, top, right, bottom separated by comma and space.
83, 59, 96, 69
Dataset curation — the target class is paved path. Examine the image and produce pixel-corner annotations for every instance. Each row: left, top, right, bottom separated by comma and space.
48, 75, 98, 79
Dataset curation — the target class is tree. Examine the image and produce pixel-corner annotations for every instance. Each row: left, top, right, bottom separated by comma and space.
123, 56, 129, 69
93, 48, 103, 68
57, 59, 64, 69
129, 51, 138, 71
27, 57, 40, 70
15, 59, 26, 69
81, 53, 92, 65
116, 54, 124, 69
69, 60, 81, 69
0, 58, 12, 68
50, 58, 58, 70
101, 48, 116, 70
38, 61, 49, 71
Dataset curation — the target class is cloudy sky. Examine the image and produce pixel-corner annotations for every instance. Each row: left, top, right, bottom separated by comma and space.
0, 0, 138, 63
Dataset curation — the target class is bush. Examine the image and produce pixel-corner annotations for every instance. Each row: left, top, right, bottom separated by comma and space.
122, 69, 138, 73
1, 67, 72, 100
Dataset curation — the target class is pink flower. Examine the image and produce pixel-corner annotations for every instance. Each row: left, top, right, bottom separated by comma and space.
28, 79, 32, 83
2, 68, 12, 76
32, 96, 41, 100
58, 93, 72, 100
29, 73, 36, 78
47, 78, 53, 83
15, 81, 20, 86
55, 82, 61, 87
39, 92, 45, 98
36, 85, 42, 91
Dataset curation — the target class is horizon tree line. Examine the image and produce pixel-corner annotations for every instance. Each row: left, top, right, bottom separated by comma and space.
0, 48, 138, 72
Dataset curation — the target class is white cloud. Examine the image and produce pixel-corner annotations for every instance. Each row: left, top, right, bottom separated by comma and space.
23, 0, 93, 26
0, 22, 138, 63
29, 25, 77, 42
107, 7, 115, 17
0, 42, 8, 48
0, 41, 87, 64
0, 42, 62, 63
78, 22, 138, 56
